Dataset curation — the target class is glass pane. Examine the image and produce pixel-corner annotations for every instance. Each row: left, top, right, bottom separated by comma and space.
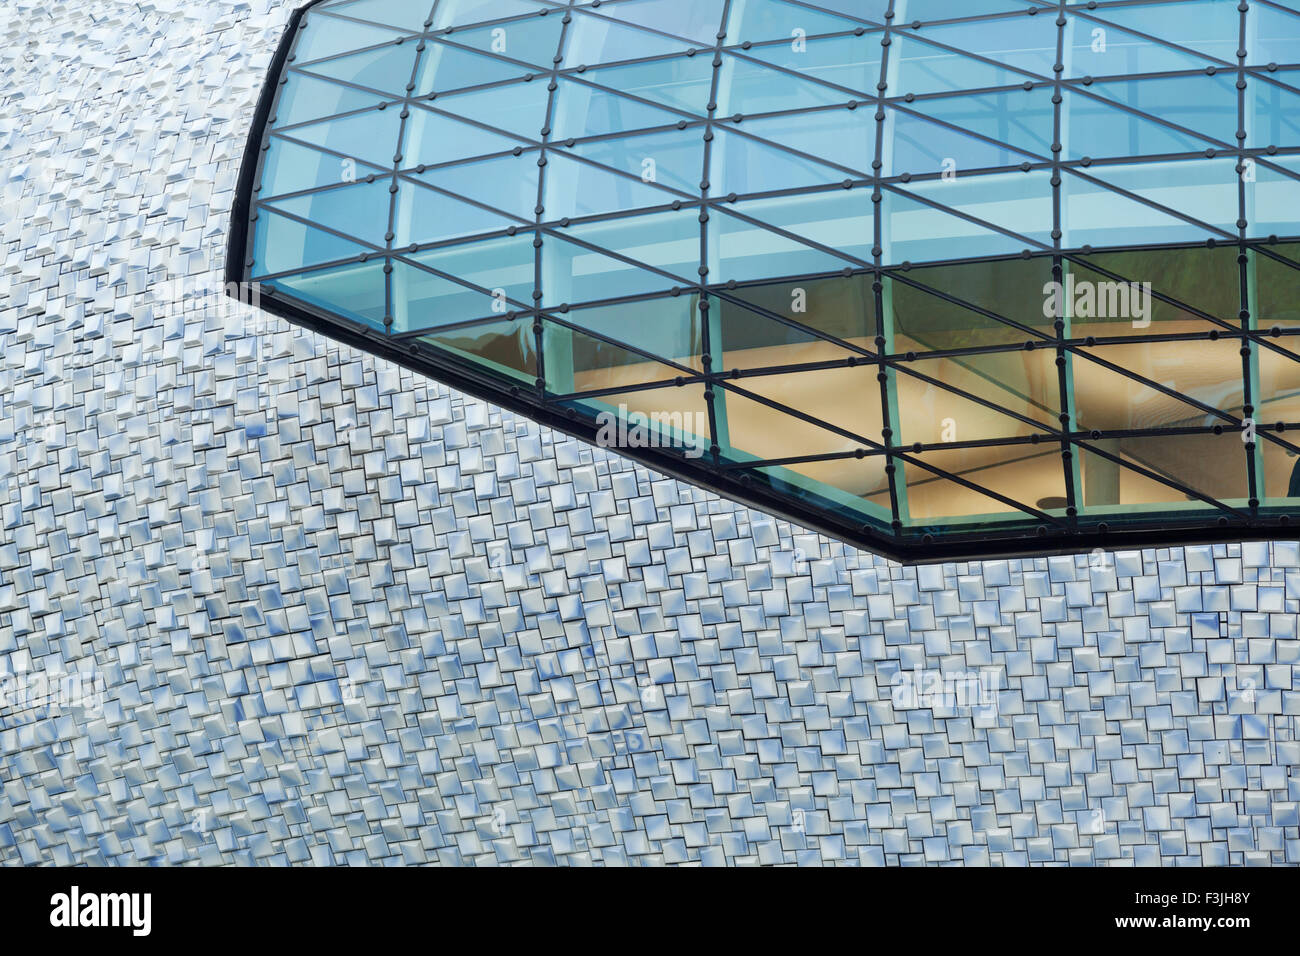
722, 189, 875, 264
888, 258, 1056, 352
891, 17, 1058, 96
908, 89, 1054, 159
251, 210, 369, 277
1065, 8, 1225, 78
551, 77, 695, 140
432, 79, 552, 138
1065, 159, 1239, 241
580, 55, 716, 116
404, 106, 523, 168
1250, 78, 1300, 149
1059, 164, 1225, 248
447, 14, 565, 71
328, 0, 434, 31
432, 0, 544, 31
1074, 432, 1247, 510
895, 349, 1060, 442
720, 274, 874, 369
542, 153, 671, 220
558, 295, 704, 378
1249, 4, 1300, 66
394, 182, 515, 248
884, 106, 1036, 177
881, 171, 1053, 265
1077, 0, 1242, 65
272, 261, 388, 330
260, 138, 387, 197
565, 8, 695, 65
406, 232, 536, 315
300, 39, 418, 95
711, 127, 848, 195
551, 208, 701, 299
415, 44, 530, 96
390, 260, 503, 333
275, 73, 384, 127
1062, 88, 1217, 161
735, 109, 875, 179
1081, 73, 1238, 146
727, 0, 865, 45
264, 177, 392, 247
1250, 156, 1300, 238
279, 106, 402, 168
1066, 246, 1241, 339
711, 203, 860, 283
901, 447, 1063, 527
420, 319, 538, 384
1071, 338, 1244, 433
557, 128, 703, 195
413, 152, 539, 221
719, 36, 882, 110
597, 0, 728, 46
293, 19, 402, 62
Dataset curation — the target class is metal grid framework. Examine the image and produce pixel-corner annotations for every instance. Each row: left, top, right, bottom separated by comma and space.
229, 0, 1300, 562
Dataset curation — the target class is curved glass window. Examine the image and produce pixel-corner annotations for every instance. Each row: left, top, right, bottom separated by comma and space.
231, 0, 1300, 561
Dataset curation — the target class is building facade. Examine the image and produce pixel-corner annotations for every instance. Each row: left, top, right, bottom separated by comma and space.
0, 0, 1298, 865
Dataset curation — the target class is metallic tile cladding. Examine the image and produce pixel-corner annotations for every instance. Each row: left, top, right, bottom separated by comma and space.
0, 0, 1297, 866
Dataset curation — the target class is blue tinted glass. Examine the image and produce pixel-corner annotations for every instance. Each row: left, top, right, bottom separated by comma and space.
599, 0, 728, 46
711, 127, 849, 194
727, 0, 865, 44
560, 208, 700, 280
432, 0, 544, 30
292, 19, 401, 62
416, 44, 530, 95
1249, 156, 1300, 237
1062, 88, 1216, 160
727, 190, 875, 263
711, 205, 858, 283
911, 89, 1053, 157
403, 106, 522, 167
260, 138, 386, 197
565, 9, 695, 64
551, 78, 688, 140
1084, 73, 1237, 145
408, 232, 536, 313
1250, 76, 1300, 148
1066, 12, 1219, 77
560, 297, 704, 371
327, 0, 434, 31
556, 128, 703, 195
390, 261, 503, 333
881, 173, 1052, 264
892, 34, 1032, 96
282, 105, 402, 168
299, 39, 417, 95
540, 233, 676, 306
899, 16, 1059, 78
413, 152, 539, 220
1082, 0, 1241, 64
394, 181, 515, 247
885, 107, 1036, 176
276, 73, 382, 127
273, 261, 388, 330
441, 13, 564, 70
722, 35, 882, 105
542, 153, 672, 220
1078, 158, 1239, 234
903, 1, 1032, 22
265, 178, 393, 247
252, 210, 368, 277
580, 56, 715, 116
1059, 162, 1230, 247
734, 110, 874, 177
431, 78, 551, 137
